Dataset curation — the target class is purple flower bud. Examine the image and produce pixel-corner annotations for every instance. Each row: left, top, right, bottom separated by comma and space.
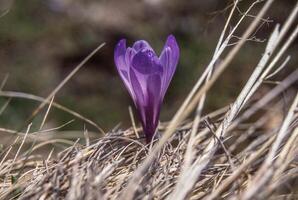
114, 35, 180, 143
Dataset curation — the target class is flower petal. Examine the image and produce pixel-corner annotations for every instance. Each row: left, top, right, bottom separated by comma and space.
147, 74, 162, 128
132, 40, 153, 52
162, 35, 180, 67
159, 47, 171, 92
159, 35, 179, 98
137, 73, 162, 142
129, 68, 147, 126
114, 39, 135, 98
125, 47, 136, 67
132, 49, 163, 75
129, 68, 146, 107
114, 39, 127, 71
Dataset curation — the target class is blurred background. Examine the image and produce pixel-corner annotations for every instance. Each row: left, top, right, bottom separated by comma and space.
0, 0, 297, 137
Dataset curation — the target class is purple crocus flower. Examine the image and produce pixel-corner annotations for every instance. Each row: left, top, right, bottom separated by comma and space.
114, 35, 179, 143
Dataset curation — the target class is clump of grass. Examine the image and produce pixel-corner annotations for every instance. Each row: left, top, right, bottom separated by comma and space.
0, 0, 298, 199
1, 87, 297, 199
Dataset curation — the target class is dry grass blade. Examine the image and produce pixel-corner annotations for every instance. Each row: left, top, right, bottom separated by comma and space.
0, 98, 11, 116
240, 92, 298, 200
0, 91, 104, 133
0, 74, 9, 91
39, 96, 55, 131
22, 43, 105, 132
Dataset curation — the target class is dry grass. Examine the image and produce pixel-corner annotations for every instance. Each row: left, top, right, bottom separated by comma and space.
0, 0, 298, 199
0, 91, 297, 200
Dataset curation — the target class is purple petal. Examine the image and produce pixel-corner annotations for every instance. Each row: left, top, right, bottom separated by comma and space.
162, 35, 180, 66
114, 39, 127, 71
159, 35, 179, 98
147, 74, 162, 127
129, 68, 146, 107
159, 47, 171, 94
140, 74, 162, 142
132, 49, 163, 75
125, 47, 136, 67
114, 39, 128, 81
114, 39, 135, 98
129, 67, 148, 130
120, 70, 129, 81
132, 40, 153, 52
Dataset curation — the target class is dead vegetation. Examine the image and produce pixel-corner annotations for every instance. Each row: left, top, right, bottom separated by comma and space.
0, 88, 297, 199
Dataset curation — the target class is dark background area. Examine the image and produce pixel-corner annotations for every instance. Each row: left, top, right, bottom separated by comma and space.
0, 0, 297, 135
